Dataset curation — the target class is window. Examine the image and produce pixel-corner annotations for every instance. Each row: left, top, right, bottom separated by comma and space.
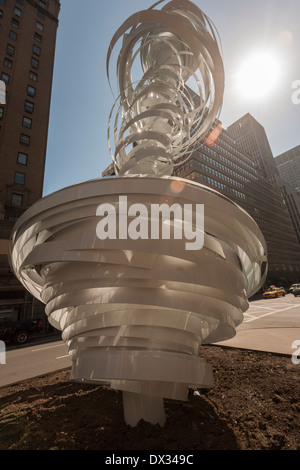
20, 134, 30, 146
36, 21, 43, 31
22, 116, 32, 128
37, 10, 45, 19
0, 0, 5, 6
17, 152, 28, 165
30, 57, 39, 69
14, 7, 22, 17
6, 44, 15, 56
3, 58, 12, 69
1, 72, 10, 84
27, 85, 36, 97
33, 44, 41, 56
11, 193, 23, 207
38, 0, 47, 9
0, 9, 3, 18
16, 0, 23, 4
34, 32, 42, 43
29, 71, 38, 82
11, 18, 19, 28
0, 106, 3, 119
24, 100, 34, 113
9, 30, 17, 41
14, 172, 25, 185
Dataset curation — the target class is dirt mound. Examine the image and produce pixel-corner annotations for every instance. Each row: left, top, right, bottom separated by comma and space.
0, 345, 299, 450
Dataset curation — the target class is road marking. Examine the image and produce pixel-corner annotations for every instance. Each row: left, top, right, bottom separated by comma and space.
244, 304, 297, 322
56, 354, 70, 360
251, 306, 276, 310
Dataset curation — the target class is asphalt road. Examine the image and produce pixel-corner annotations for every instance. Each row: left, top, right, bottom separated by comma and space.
0, 336, 70, 388
0, 294, 299, 388
241, 293, 300, 329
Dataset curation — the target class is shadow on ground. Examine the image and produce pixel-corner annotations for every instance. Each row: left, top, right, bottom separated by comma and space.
0, 375, 238, 450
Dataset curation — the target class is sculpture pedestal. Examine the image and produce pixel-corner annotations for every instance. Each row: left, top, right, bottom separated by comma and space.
123, 392, 166, 427
10, 176, 267, 426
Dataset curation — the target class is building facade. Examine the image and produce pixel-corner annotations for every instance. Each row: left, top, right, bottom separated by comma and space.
227, 113, 278, 178
0, 0, 60, 322
275, 145, 300, 194
269, 174, 300, 245
226, 113, 300, 259
173, 125, 300, 285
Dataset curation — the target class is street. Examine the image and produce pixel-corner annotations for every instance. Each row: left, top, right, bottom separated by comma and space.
0, 294, 299, 388
0, 335, 70, 388
241, 294, 300, 329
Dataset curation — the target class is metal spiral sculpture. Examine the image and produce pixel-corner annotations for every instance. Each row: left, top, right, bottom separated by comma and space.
9, 177, 267, 426
107, 0, 224, 176
9, 0, 267, 428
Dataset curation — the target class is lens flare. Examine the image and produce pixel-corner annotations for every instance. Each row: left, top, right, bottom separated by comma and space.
235, 51, 281, 101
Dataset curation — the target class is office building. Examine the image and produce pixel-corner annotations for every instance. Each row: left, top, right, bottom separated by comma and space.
173, 124, 300, 284
275, 145, 300, 194
227, 113, 278, 178
269, 174, 300, 245
227, 113, 300, 254
0, 0, 60, 321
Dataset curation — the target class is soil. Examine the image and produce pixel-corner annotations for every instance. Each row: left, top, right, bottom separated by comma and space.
0, 345, 299, 451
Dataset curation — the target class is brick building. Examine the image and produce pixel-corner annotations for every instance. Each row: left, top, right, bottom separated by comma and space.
0, 0, 60, 321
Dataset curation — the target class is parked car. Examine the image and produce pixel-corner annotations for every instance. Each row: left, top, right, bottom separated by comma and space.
292, 284, 300, 297
263, 287, 286, 299
0, 318, 43, 345
289, 283, 299, 293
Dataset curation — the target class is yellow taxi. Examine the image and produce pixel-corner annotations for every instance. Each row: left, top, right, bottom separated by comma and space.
263, 287, 286, 299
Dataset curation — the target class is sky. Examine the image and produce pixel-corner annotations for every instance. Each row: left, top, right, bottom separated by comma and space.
43, 0, 300, 196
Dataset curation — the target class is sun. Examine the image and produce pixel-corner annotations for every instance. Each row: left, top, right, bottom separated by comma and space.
235, 51, 281, 101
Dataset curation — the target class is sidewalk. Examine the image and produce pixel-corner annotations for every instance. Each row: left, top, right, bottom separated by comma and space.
215, 327, 300, 356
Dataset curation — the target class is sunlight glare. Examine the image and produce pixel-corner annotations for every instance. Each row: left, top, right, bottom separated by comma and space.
235, 51, 281, 101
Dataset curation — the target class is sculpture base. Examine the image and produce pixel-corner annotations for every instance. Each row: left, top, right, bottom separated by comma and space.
69, 347, 215, 425
123, 392, 166, 427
